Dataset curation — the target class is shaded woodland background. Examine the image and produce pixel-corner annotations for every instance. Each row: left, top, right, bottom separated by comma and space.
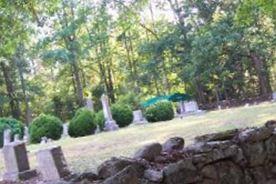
0, 0, 275, 123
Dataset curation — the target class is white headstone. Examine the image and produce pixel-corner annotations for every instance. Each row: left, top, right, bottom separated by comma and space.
3, 129, 11, 146
95, 125, 101, 134
23, 126, 30, 144
62, 123, 69, 138
2, 142, 37, 181
40, 137, 48, 144
132, 110, 148, 124
184, 101, 199, 112
14, 134, 20, 142
101, 94, 119, 131
85, 98, 94, 111
36, 146, 70, 181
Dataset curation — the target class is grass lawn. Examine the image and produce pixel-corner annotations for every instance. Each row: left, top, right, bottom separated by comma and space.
0, 102, 276, 177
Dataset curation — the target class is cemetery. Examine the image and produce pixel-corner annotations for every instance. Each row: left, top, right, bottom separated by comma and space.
0, 0, 275, 183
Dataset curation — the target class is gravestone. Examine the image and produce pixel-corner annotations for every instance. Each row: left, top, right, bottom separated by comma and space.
85, 98, 94, 111
184, 101, 199, 113
95, 125, 101, 134
40, 136, 48, 144
3, 129, 11, 146
272, 92, 276, 102
62, 123, 69, 138
14, 134, 20, 142
2, 142, 37, 181
132, 110, 147, 124
23, 126, 30, 144
179, 101, 185, 115
36, 146, 71, 181
101, 94, 119, 131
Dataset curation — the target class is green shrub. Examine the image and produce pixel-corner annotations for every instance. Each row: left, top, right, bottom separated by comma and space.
0, 117, 24, 147
117, 93, 141, 110
29, 114, 63, 143
68, 108, 97, 137
95, 110, 105, 130
145, 102, 174, 122
111, 104, 133, 127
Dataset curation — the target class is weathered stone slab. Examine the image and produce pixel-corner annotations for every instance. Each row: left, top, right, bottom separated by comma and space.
132, 110, 148, 125
2, 142, 36, 181
101, 94, 119, 131
3, 129, 11, 146
36, 146, 70, 181
62, 123, 69, 138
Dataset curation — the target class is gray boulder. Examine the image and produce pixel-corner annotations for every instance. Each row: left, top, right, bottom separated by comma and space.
162, 137, 184, 152
134, 143, 162, 161
102, 166, 139, 184
98, 157, 144, 179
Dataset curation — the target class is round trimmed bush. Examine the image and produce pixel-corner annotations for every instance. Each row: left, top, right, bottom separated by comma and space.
145, 102, 174, 122
29, 114, 63, 143
68, 108, 97, 137
0, 117, 24, 147
111, 104, 133, 127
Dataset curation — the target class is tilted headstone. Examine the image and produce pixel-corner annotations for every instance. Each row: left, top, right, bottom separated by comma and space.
23, 126, 30, 144
101, 94, 119, 131
3, 129, 11, 146
132, 110, 148, 124
62, 123, 69, 138
36, 146, 71, 181
85, 98, 94, 111
2, 142, 37, 181
184, 101, 199, 112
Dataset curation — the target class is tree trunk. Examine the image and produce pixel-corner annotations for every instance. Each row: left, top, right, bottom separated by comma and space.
194, 80, 206, 104
71, 60, 84, 107
16, 58, 32, 124
0, 61, 21, 119
250, 52, 272, 97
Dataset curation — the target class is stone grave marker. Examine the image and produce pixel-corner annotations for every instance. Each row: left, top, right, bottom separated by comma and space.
40, 136, 48, 144
36, 146, 71, 181
14, 134, 20, 142
179, 101, 185, 114
2, 142, 36, 181
95, 125, 101, 134
23, 126, 30, 144
184, 101, 199, 113
132, 110, 147, 124
101, 94, 119, 131
3, 129, 11, 146
62, 123, 69, 138
85, 98, 94, 111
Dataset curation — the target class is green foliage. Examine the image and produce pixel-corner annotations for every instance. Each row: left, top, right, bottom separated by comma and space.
0, 117, 24, 147
110, 104, 133, 127
145, 102, 174, 122
117, 93, 141, 110
95, 110, 105, 130
68, 108, 97, 137
29, 114, 63, 143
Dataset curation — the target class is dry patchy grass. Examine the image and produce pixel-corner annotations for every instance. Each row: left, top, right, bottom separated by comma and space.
0, 102, 275, 177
